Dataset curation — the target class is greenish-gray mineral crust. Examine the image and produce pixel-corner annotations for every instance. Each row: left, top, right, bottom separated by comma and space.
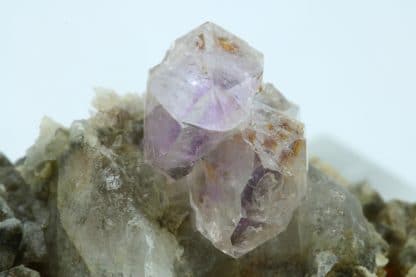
0, 91, 415, 276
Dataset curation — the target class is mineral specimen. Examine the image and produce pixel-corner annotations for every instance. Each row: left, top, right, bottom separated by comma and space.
2, 90, 412, 276
144, 22, 307, 257
1, 22, 414, 277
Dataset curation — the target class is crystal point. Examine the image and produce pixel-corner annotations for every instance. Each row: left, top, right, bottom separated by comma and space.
144, 22, 263, 179
144, 22, 307, 256
148, 22, 263, 131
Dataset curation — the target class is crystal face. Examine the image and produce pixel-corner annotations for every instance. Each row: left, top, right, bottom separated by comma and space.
147, 22, 263, 131
188, 135, 306, 257
144, 22, 307, 257
144, 22, 263, 179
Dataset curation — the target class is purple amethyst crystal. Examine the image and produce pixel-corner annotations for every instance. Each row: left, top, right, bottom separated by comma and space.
147, 22, 263, 132
144, 22, 263, 179
144, 22, 307, 257
188, 135, 306, 257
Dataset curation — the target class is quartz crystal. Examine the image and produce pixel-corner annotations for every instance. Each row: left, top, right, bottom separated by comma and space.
6, 91, 389, 276
57, 92, 184, 276
1, 22, 409, 277
144, 22, 307, 257
144, 22, 263, 179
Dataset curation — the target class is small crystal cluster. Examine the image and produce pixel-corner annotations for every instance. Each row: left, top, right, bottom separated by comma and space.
2, 92, 391, 276
144, 22, 307, 257
1, 22, 406, 277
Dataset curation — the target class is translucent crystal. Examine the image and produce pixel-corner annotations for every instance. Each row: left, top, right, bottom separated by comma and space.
147, 22, 263, 131
188, 133, 306, 257
144, 22, 307, 257
243, 83, 304, 175
144, 22, 263, 179
57, 93, 183, 276
13, 90, 387, 276
144, 95, 224, 178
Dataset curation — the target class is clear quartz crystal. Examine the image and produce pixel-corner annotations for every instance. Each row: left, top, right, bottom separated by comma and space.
144, 22, 307, 257
187, 87, 307, 256
188, 134, 306, 257
23, 92, 384, 275
243, 83, 304, 175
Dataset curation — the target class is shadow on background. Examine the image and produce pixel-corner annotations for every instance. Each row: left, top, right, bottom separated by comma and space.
309, 135, 415, 202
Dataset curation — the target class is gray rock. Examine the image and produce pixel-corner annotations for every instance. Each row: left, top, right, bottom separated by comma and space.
0, 197, 14, 222
352, 182, 416, 275
0, 167, 24, 192
4, 142, 87, 276
0, 167, 34, 221
5, 91, 411, 276
0, 218, 22, 271
30, 92, 384, 276
42, 158, 90, 277
350, 182, 385, 221
298, 166, 388, 276
0, 153, 12, 168
376, 200, 409, 245
0, 265, 40, 277
18, 221, 47, 265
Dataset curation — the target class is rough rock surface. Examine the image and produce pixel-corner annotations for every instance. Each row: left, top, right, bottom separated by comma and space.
352, 182, 416, 276
0, 218, 22, 271
0, 91, 415, 276
0, 155, 42, 276
0, 265, 40, 277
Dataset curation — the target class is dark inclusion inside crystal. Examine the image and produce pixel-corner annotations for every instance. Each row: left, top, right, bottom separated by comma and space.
231, 158, 283, 246
231, 218, 264, 246
143, 22, 306, 257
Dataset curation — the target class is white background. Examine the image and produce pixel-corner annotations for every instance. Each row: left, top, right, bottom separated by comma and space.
1, 1, 415, 189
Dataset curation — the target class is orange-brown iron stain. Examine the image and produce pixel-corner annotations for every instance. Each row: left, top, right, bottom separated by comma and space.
204, 162, 217, 183
291, 139, 304, 156
217, 37, 239, 53
280, 139, 304, 164
246, 130, 257, 144
196, 33, 205, 50
263, 137, 277, 150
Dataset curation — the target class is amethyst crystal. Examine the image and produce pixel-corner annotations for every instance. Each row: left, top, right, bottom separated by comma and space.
144, 22, 263, 179
144, 22, 307, 257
